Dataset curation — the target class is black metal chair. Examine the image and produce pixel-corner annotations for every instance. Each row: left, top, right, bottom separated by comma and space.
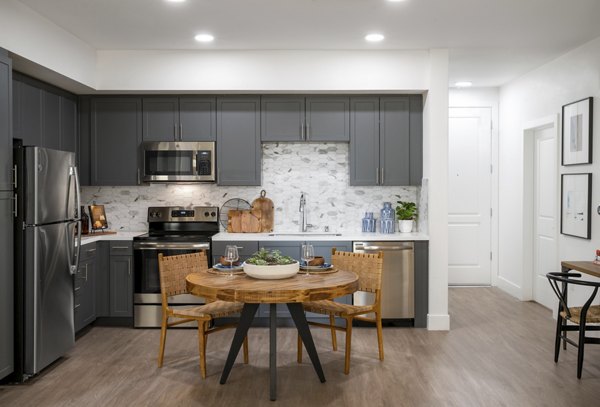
546, 272, 600, 378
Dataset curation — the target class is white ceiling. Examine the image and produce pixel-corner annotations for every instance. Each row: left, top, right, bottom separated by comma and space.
18, 0, 600, 87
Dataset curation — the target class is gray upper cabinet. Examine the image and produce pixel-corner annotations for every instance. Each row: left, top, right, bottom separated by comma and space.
305, 97, 350, 142
350, 95, 423, 186
380, 96, 410, 186
60, 96, 77, 153
261, 97, 305, 141
179, 97, 216, 141
91, 98, 142, 186
16, 79, 42, 147
143, 97, 216, 142
350, 98, 380, 186
43, 90, 61, 150
217, 97, 261, 186
261, 96, 349, 142
142, 98, 179, 142
0, 52, 12, 192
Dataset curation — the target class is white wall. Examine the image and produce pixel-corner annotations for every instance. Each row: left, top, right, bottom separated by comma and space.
0, 0, 96, 88
95, 49, 429, 92
499, 36, 600, 301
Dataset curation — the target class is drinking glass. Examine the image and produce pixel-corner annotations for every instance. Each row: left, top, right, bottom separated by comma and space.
301, 244, 315, 277
224, 245, 239, 278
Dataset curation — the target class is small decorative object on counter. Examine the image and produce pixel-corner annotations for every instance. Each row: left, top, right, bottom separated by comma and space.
88, 204, 108, 232
380, 202, 395, 234
396, 199, 418, 233
594, 249, 600, 265
80, 206, 90, 235
362, 212, 376, 233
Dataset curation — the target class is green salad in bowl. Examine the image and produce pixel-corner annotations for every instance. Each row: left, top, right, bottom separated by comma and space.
243, 248, 299, 279
245, 248, 296, 266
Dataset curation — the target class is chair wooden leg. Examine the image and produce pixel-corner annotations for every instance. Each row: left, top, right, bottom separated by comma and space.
297, 333, 303, 363
554, 314, 563, 363
577, 322, 586, 379
198, 321, 207, 379
243, 335, 249, 364
329, 315, 338, 351
376, 311, 384, 361
562, 318, 568, 350
344, 317, 353, 375
157, 314, 168, 368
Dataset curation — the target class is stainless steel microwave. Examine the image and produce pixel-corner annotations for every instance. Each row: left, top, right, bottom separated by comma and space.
142, 141, 216, 182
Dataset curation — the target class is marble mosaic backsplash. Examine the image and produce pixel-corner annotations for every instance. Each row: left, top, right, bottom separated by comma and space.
81, 143, 424, 233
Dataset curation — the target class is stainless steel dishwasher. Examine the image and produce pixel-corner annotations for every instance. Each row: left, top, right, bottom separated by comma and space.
353, 242, 414, 320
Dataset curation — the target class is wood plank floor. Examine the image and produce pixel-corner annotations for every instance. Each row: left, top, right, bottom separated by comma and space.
1, 288, 599, 406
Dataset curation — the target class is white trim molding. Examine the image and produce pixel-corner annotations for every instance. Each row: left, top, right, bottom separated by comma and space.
427, 313, 450, 330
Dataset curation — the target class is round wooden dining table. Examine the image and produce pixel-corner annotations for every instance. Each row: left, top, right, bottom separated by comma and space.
186, 269, 359, 401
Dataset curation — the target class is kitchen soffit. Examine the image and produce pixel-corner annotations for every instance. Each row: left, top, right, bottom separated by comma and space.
17, 0, 600, 87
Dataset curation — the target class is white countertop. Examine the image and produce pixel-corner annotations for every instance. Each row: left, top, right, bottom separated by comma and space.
211, 232, 429, 242
79, 231, 145, 246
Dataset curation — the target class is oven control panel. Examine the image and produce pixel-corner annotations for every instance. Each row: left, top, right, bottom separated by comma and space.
147, 206, 219, 223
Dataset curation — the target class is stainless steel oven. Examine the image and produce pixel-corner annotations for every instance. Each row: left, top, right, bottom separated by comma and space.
142, 141, 215, 182
133, 206, 219, 327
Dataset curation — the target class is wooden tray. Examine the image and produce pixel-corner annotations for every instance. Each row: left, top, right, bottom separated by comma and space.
252, 190, 274, 232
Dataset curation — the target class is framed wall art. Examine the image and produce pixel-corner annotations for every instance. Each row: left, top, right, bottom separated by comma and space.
562, 97, 593, 165
560, 173, 592, 239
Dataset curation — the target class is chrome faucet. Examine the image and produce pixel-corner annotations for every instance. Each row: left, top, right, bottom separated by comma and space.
299, 192, 313, 232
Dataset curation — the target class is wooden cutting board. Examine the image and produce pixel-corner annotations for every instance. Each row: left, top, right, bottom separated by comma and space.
251, 190, 274, 232
227, 209, 262, 233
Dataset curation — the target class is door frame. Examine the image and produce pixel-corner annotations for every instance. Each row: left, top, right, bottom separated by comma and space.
521, 114, 559, 301
448, 106, 498, 286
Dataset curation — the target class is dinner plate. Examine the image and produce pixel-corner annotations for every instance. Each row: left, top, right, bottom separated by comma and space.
213, 263, 244, 271
299, 263, 334, 271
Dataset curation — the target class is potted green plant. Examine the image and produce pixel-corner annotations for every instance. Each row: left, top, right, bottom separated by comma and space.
243, 248, 299, 279
395, 199, 417, 233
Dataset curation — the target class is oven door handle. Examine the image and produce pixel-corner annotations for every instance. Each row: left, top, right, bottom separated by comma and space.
134, 243, 210, 250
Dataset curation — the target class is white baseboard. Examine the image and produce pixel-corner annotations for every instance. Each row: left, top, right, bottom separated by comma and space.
497, 276, 522, 299
427, 314, 450, 330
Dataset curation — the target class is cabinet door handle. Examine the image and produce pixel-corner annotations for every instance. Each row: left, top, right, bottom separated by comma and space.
137, 168, 141, 185
236, 246, 244, 250
112, 246, 130, 249
375, 168, 379, 185
174, 124, 177, 141
74, 304, 81, 309
87, 248, 96, 253
300, 122, 305, 140
13, 164, 17, 189
381, 167, 384, 185
179, 124, 183, 141
306, 123, 310, 141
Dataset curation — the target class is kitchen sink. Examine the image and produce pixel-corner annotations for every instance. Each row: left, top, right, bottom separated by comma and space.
268, 233, 342, 237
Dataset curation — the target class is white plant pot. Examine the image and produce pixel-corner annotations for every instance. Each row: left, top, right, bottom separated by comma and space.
398, 220, 414, 233
243, 262, 300, 280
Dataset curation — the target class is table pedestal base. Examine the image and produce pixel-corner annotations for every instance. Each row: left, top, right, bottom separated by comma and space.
219, 303, 326, 401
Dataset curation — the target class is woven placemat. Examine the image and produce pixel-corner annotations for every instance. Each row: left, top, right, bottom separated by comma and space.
207, 267, 245, 276
298, 266, 339, 275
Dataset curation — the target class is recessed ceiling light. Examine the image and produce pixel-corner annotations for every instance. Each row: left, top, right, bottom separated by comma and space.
194, 34, 215, 43
166, 0, 186, 3
455, 81, 473, 88
365, 33, 385, 42
387, 0, 408, 2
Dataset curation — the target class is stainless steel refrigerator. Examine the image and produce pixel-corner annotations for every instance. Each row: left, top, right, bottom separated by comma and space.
13, 146, 81, 381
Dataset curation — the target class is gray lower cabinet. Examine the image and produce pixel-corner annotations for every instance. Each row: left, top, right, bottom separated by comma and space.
413, 241, 428, 328
91, 98, 142, 186
0, 191, 14, 380
109, 242, 134, 317
349, 95, 423, 186
212, 240, 259, 265
74, 244, 97, 332
143, 97, 216, 142
260, 96, 349, 142
217, 97, 261, 186
0, 52, 12, 191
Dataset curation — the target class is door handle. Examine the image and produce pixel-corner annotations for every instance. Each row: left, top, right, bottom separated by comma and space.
137, 168, 141, 185
375, 168, 379, 185
381, 167, 384, 185
179, 124, 183, 140
12, 164, 17, 189
174, 124, 177, 141
12, 193, 17, 218
300, 122, 305, 140
306, 123, 310, 140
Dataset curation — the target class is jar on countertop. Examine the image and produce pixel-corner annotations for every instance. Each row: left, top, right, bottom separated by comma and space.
380, 202, 395, 234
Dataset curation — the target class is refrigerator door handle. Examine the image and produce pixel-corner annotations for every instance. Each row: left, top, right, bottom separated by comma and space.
68, 166, 82, 275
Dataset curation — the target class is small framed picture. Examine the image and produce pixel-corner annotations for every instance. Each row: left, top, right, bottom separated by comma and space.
88, 204, 108, 231
560, 173, 592, 239
562, 97, 593, 165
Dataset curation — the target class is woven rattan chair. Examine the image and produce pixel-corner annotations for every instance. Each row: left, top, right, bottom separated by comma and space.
297, 249, 384, 374
157, 251, 249, 378
547, 272, 600, 379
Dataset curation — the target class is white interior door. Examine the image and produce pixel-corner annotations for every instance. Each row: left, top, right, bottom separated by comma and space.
533, 125, 558, 309
448, 108, 492, 285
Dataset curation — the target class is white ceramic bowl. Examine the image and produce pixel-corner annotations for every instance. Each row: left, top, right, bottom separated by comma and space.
243, 262, 299, 280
